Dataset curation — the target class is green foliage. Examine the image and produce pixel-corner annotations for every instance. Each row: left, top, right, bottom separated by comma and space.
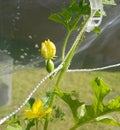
107, 96, 120, 110
49, 0, 90, 31
102, 0, 116, 5
49, 0, 116, 32
26, 98, 35, 109
91, 77, 111, 115
42, 92, 53, 108
25, 120, 35, 130
5, 125, 23, 130
3, 0, 118, 130
52, 106, 65, 120
93, 27, 101, 34
54, 77, 120, 129
56, 90, 83, 123
96, 115, 120, 126
5, 114, 23, 130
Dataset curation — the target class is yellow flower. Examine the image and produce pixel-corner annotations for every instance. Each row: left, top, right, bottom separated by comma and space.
24, 99, 52, 119
41, 39, 56, 59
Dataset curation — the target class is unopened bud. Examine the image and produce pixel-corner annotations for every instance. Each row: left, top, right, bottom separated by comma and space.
41, 39, 56, 59
45, 59, 54, 73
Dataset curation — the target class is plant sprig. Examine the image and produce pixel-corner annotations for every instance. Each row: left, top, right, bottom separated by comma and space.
4, 0, 118, 130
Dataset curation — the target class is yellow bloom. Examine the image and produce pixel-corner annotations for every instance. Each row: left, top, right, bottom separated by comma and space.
24, 99, 52, 119
41, 39, 56, 59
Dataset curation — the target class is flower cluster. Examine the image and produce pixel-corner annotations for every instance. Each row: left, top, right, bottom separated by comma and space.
24, 99, 52, 119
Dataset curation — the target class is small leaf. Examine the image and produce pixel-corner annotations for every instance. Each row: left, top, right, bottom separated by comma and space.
96, 115, 120, 126
42, 92, 53, 108
5, 125, 23, 130
107, 96, 120, 111
26, 98, 35, 109
69, 0, 80, 14
48, 14, 65, 26
53, 106, 65, 120
102, 0, 117, 5
93, 27, 101, 34
91, 77, 111, 114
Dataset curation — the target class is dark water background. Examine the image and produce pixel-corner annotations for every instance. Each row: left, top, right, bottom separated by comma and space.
0, 0, 120, 69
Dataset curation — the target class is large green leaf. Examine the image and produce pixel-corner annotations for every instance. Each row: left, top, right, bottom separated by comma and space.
70, 77, 120, 129
56, 90, 83, 123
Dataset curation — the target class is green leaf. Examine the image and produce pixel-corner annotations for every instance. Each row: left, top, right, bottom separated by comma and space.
56, 90, 83, 123
91, 77, 111, 114
96, 115, 120, 126
48, 0, 91, 31
70, 77, 120, 129
107, 96, 120, 111
53, 106, 65, 120
68, 0, 80, 14
102, 0, 117, 5
26, 98, 35, 109
42, 92, 53, 108
93, 27, 101, 34
5, 125, 23, 130
48, 14, 65, 26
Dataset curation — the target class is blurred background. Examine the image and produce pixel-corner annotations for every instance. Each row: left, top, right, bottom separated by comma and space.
0, 0, 120, 68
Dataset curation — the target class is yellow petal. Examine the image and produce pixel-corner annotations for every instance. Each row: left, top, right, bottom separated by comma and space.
41, 39, 56, 59
24, 110, 37, 119
45, 108, 52, 114
24, 99, 52, 119
32, 100, 44, 114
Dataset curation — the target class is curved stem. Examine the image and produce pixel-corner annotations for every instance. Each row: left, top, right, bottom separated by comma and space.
43, 16, 90, 130
62, 15, 82, 61
62, 31, 71, 61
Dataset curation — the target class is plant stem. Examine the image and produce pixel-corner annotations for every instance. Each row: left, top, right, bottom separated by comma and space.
43, 16, 90, 130
62, 30, 71, 61
43, 118, 48, 130
36, 119, 39, 130
62, 15, 82, 61
43, 72, 64, 130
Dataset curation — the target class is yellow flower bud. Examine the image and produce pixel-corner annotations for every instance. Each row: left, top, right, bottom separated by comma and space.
41, 39, 56, 59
